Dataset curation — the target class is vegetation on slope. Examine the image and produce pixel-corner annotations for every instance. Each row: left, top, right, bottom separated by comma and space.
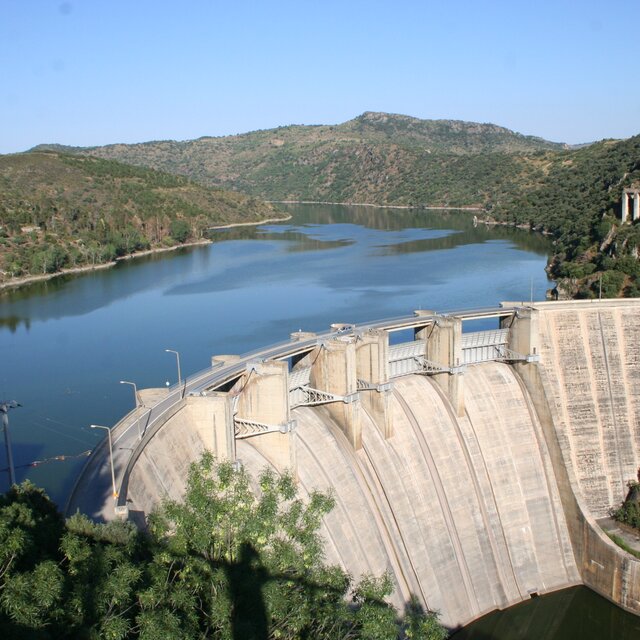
0, 455, 447, 639
32, 112, 564, 207
0, 152, 284, 285
492, 135, 640, 298
613, 480, 640, 534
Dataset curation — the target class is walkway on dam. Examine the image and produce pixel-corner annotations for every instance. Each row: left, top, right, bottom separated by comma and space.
597, 517, 640, 554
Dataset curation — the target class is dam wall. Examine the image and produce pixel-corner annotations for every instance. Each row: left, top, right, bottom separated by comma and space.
516, 301, 640, 614
126, 396, 230, 519
116, 300, 640, 627
127, 360, 580, 628
287, 365, 578, 627
535, 302, 640, 516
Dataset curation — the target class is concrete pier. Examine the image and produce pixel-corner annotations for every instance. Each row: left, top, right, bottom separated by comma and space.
621, 188, 640, 222
503, 306, 539, 359
420, 316, 465, 416
310, 337, 362, 449
355, 329, 393, 438
235, 361, 295, 474
187, 394, 235, 461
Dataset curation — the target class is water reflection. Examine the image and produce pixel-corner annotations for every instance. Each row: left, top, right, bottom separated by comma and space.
213, 226, 355, 252
0, 247, 213, 329
213, 204, 552, 256
0, 205, 553, 329
0, 315, 31, 333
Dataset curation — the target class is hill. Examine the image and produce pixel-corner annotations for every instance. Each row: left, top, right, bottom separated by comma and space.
32, 112, 566, 207
491, 135, 640, 297
0, 152, 284, 286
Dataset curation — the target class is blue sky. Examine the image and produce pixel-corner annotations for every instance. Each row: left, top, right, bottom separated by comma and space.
1, 0, 638, 153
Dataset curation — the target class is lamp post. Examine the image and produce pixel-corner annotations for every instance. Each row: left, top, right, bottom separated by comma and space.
119, 380, 139, 408
90, 424, 117, 500
165, 349, 182, 388
120, 380, 142, 440
0, 401, 20, 487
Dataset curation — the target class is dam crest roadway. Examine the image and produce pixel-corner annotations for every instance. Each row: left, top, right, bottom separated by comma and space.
67, 298, 640, 629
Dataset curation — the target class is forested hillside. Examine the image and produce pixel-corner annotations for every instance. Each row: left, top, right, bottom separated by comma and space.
33, 112, 564, 207
0, 152, 284, 285
492, 135, 640, 297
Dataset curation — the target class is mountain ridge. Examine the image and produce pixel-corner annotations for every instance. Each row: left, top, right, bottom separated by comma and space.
31, 110, 569, 155
28, 112, 570, 208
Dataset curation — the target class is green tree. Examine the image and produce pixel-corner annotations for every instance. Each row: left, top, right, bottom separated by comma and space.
29, 245, 69, 274
142, 454, 343, 639
594, 270, 626, 298
143, 453, 446, 640
0, 482, 66, 633
169, 219, 191, 244
60, 515, 143, 639
0, 462, 447, 640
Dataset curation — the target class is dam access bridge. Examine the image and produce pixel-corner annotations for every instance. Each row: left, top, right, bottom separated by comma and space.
67, 299, 640, 629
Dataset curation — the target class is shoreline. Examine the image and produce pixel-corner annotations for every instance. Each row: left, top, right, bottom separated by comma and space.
0, 214, 291, 293
0, 206, 540, 294
268, 199, 483, 211
208, 214, 291, 230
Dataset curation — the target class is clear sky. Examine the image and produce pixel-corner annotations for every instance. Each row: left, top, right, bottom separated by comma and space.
1, 0, 639, 153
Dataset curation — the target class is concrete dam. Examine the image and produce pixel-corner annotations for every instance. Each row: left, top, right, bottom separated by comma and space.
67, 299, 640, 629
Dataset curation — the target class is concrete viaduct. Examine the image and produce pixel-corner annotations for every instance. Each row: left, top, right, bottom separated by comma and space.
67, 299, 640, 629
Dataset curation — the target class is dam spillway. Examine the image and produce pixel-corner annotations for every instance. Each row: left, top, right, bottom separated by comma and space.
255, 365, 580, 624
69, 299, 640, 628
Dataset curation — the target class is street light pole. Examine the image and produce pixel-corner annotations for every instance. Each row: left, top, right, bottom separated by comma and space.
90, 424, 117, 501
120, 380, 142, 440
165, 349, 182, 389
0, 401, 20, 487
119, 380, 139, 408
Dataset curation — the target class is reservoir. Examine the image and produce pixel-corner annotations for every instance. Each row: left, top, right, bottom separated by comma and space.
1, 203, 638, 637
0, 204, 553, 502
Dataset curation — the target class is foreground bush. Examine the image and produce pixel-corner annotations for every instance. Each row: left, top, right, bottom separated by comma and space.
0, 455, 447, 639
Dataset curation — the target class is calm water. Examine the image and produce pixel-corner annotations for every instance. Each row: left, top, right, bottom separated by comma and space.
1, 203, 639, 638
451, 586, 640, 639
0, 203, 555, 502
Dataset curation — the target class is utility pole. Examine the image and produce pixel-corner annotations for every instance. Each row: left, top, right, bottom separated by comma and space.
0, 401, 21, 486
165, 349, 183, 395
